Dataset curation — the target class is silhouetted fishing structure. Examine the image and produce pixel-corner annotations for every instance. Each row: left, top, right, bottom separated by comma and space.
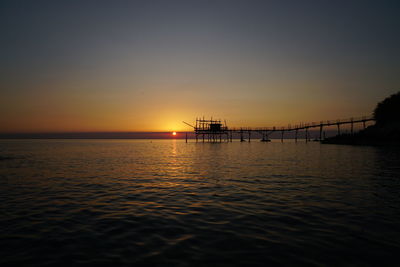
183, 118, 230, 143
183, 116, 375, 143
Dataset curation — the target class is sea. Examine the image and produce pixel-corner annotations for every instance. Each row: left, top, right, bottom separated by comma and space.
1, 139, 399, 266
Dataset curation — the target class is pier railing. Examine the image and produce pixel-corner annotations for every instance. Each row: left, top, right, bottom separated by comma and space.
188, 115, 375, 143
229, 115, 374, 132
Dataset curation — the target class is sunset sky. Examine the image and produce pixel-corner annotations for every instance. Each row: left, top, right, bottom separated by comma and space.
1, 0, 399, 133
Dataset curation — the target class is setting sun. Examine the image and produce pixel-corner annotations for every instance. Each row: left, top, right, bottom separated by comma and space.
172, 132, 177, 136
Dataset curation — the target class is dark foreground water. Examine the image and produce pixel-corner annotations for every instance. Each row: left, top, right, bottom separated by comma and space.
1, 139, 400, 266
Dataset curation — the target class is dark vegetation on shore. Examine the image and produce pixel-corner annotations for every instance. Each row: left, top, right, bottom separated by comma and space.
323, 92, 400, 145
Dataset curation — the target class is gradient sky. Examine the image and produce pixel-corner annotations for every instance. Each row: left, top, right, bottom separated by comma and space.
1, 0, 399, 132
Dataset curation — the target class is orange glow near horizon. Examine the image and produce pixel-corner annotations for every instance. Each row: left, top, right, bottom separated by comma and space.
172, 131, 177, 136
0, 75, 383, 134
0, 73, 384, 134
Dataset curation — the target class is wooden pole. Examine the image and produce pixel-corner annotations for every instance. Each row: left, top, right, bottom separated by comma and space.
305, 128, 308, 143
351, 121, 354, 135
319, 125, 323, 140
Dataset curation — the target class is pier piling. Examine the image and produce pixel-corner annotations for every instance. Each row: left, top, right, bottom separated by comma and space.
319, 124, 323, 140
305, 128, 308, 143
350, 118, 354, 135
184, 115, 374, 143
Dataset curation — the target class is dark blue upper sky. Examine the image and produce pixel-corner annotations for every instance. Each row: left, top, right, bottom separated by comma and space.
1, 0, 399, 132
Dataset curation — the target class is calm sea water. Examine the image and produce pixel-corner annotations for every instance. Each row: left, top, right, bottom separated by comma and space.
1, 139, 399, 266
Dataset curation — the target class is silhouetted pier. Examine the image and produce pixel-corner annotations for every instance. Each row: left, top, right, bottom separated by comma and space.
183, 116, 375, 143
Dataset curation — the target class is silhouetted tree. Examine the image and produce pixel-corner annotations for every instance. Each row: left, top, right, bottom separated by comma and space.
373, 91, 400, 126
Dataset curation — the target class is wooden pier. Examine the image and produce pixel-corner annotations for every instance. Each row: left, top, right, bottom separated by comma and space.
183, 116, 375, 143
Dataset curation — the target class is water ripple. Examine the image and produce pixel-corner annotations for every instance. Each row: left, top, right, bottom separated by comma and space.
0, 140, 400, 266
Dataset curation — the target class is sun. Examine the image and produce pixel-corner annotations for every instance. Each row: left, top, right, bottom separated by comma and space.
172, 131, 177, 136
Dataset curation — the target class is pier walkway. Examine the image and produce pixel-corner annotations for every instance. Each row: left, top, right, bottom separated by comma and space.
184, 116, 375, 142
